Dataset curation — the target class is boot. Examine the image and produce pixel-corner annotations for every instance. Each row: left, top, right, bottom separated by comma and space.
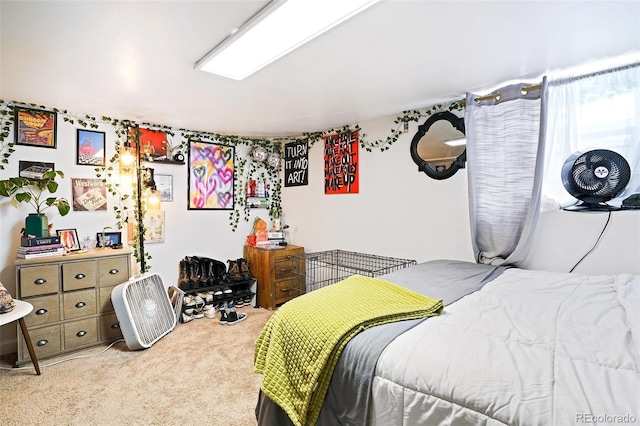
227, 259, 242, 281
237, 258, 252, 280
199, 257, 212, 288
187, 256, 201, 287
178, 259, 191, 290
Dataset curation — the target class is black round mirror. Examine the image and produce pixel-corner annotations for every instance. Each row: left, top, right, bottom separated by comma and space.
410, 111, 466, 180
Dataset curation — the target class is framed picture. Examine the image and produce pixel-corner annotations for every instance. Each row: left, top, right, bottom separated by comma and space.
96, 231, 122, 248
71, 178, 108, 211
144, 210, 165, 243
155, 174, 173, 202
57, 228, 81, 252
18, 161, 54, 180
188, 140, 235, 210
131, 127, 169, 161
77, 129, 106, 166
14, 106, 57, 148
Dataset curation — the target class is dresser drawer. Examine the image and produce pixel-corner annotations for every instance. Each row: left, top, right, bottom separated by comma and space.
19, 265, 59, 297
22, 325, 62, 360
62, 260, 97, 291
24, 294, 61, 327
63, 288, 97, 319
99, 312, 123, 341
64, 317, 98, 350
274, 258, 298, 280
98, 257, 129, 287
274, 278, 304, 304
98, 285, 117, 313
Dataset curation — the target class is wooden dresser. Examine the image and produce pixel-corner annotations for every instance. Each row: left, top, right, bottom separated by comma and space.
245, 245, 304, 310
14, 248, 132, 364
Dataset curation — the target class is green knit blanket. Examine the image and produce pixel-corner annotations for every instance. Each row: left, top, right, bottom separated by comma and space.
254, 274, 443, 426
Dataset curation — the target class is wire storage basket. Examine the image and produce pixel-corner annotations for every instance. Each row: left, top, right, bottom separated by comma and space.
290, 250, 417, 293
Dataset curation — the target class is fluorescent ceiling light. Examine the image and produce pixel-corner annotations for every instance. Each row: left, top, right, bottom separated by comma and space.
443, 137, 467, 147
195, 0, 380, 80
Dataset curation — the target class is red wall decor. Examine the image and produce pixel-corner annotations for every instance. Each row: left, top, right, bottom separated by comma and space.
324, 130, 359, 194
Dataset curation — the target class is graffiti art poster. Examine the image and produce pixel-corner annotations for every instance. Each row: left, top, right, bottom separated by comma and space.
324, 130, 359, 194
188, 140, 234, 210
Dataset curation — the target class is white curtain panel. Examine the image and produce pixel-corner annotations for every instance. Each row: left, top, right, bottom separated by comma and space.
543, 62, 640, 209
465, 79, 548, 266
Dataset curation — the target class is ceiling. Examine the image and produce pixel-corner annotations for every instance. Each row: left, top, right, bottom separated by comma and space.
1, 1, 639, 138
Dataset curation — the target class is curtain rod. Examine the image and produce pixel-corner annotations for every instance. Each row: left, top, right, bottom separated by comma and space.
549, 61, 639, 86
460, 83, 542, 105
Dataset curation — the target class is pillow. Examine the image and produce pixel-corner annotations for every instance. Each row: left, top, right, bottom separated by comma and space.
0, 282, 16, 314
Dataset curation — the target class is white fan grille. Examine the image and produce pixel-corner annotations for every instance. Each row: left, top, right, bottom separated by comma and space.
114, 273, 176, 349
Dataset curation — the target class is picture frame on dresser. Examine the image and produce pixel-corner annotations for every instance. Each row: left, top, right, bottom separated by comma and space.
56, 228, 80, 252
96, 231, 121, 248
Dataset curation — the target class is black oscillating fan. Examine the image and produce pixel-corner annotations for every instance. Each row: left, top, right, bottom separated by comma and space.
561, 149, 631, 211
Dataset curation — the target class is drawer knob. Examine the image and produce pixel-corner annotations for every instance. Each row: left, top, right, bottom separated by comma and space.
111, 323, 120, 329
34, 278, 47, 285
75, 273, 86, 280
76, 330, 87, 337
109, 268, 119, 275
36, 339, 48, 347
35, 308, 48, 315
75, 301, 86, 308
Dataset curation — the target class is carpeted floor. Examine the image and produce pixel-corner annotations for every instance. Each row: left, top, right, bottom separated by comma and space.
0, 306, 273, 426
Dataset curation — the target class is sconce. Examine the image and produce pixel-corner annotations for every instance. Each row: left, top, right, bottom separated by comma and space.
119, 142, 137, 173
144, 167, 161, 209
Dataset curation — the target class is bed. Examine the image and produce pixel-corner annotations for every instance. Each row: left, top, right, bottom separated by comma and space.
254, 259, 640, 426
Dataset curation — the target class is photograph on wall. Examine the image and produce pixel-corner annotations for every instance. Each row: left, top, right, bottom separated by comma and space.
14, 106, 57, 148
284, 140, 309, 187
131, 127, 169, 161
144, 210, 165, 243
324, 130, 359, 194
155, 174, 173, 202
18, 160, 54, 180
71, 178, 108, 211
188, 140, 235, 210
76, 129, 106, 166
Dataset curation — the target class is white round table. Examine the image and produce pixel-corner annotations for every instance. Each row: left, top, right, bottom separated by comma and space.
0, 299, 41, 375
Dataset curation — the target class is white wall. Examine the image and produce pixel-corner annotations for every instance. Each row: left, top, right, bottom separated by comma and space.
1, 108, 639, 356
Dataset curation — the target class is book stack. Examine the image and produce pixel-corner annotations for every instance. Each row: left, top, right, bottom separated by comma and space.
17, 236, 66, 259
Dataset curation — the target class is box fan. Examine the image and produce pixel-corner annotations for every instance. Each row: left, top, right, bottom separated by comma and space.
112, 273, 177, 350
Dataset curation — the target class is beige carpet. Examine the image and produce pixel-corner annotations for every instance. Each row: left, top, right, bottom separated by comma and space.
0, 306, 273, 426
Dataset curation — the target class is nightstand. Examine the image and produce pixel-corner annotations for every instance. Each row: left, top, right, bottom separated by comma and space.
245, 245, 304, 310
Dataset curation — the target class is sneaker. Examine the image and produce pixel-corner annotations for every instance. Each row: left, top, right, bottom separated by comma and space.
182, 308, 194, 323
225, 310, 247, 325
222, 286, 233, 295
243, 296, 252, 307
203, 305, 216, 319
219, 309, 229, 325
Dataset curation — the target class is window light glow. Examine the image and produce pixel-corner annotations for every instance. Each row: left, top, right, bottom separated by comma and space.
195, 0, 380, 80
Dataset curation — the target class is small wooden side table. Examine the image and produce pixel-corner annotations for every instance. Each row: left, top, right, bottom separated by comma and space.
0, 300, 41, 375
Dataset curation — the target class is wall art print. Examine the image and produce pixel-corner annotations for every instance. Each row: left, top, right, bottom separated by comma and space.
77, 129, 106, 166
18, 160, 54, 180
188, 140, 234, 210
284, 140, 309, 187
131, 127, 169, 161
324, 130, 359, 194
14, 106, 57, 148
71, 178, 108, 211
144, 210, 165, 243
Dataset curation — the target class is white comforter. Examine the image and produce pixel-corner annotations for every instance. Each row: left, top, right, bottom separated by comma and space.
370, 269, 640, 426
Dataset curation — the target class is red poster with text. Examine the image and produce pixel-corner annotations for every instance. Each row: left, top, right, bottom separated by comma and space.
324, 130, 359, 194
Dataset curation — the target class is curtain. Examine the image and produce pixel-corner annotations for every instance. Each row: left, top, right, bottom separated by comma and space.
542, 62, 640, 209
465, 78, 548, 266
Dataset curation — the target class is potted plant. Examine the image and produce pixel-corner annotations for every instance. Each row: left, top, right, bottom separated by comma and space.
0, 170, 71, 238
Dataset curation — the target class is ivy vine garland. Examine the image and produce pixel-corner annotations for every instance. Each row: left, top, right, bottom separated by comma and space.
0, 97, 465, 271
